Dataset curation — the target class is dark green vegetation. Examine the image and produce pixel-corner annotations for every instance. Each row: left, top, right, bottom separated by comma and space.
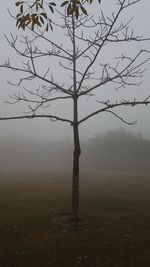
0, 171, 150, 266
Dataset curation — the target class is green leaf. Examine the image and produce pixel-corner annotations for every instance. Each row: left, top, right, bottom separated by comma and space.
15, 1, 24, 6
36, 20, 42, 27
67, 4, 72, 15
49, 23, 53, 31
36, 3, 39, 12
40, 16, 44, 24
61, 1, 69, 7
75, 7, 79, 19
16, 13, 21, 18
25, 20, 31, 27
31, 22, 35, 31
80, 5, 87, 15
49, 2, 56, 6
49, 5, 54, 13
21, 24, 26, 30
40, 13, 47, 19
45, 24, 49, 32
73, 0, 80, 4
16, 19, 20, 27
38, 4, 43, 8
20, 4, 23, 14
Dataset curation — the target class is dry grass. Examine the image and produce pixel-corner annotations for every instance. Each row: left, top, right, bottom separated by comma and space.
0, 171, 150, 266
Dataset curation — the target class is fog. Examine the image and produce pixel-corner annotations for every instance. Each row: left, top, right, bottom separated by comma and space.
0, 1, 150, 143
0, 128, 149, 173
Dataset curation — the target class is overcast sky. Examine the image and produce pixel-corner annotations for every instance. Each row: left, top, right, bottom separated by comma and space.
0, 0, 150, 142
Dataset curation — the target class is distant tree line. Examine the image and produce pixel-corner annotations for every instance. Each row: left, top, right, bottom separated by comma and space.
0, 128, 150, 173
82, 128, 150, 172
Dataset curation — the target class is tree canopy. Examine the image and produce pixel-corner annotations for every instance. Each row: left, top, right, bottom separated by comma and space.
15, 0, 101, 31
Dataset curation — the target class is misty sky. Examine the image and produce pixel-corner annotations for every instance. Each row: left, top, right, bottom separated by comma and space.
0, 0, 150, 141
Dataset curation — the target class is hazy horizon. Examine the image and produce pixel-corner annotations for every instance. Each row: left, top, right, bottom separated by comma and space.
0, 128, 149, 173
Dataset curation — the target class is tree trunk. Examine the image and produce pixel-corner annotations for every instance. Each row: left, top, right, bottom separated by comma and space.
72, 122, 81, 221
71, 14, 81, 221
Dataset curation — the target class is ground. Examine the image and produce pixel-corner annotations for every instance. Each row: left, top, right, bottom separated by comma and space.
0, 171, 150, 266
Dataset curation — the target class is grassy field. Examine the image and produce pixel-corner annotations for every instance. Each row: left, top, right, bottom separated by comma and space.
0, 171, 150, 266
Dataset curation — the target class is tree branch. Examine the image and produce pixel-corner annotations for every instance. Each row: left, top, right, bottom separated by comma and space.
79, 97, 150, 124
0, 63, 72, 96
78, 49, 150, 96
0, 114, 72, 124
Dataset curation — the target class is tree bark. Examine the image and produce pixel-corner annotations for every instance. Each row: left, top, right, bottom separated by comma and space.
71, 14, 81, 221
72, 121, 81, 221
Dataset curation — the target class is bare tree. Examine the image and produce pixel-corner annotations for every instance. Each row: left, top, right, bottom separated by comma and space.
1, 0, 150, 221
